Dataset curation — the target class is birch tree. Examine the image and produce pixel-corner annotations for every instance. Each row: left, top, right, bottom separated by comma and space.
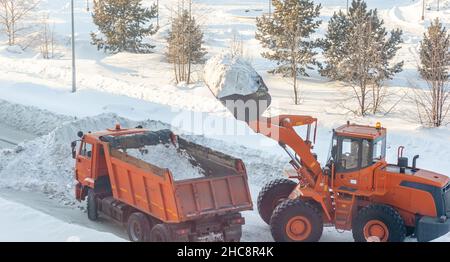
0, 0, 40, 46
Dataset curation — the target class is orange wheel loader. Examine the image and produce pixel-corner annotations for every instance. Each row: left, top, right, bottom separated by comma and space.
71, 125, 252, 242
248, 116, 450, 242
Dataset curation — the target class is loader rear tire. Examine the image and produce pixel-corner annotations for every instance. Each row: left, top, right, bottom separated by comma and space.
257, 179, 297, 225
87, 189, 98, 221
352, 204, 406, 242
149, 224, 173, 242
270, 199, 323, 242
127, 212, 151, 242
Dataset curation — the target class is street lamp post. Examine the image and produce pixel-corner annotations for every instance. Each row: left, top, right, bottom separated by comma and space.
71, 0, 76, 93
157, 0, 159, 28
269, 0, 271, 18
422, 0, 425, 20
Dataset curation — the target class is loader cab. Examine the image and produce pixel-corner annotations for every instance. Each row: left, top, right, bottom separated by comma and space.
330, 122, 386, 175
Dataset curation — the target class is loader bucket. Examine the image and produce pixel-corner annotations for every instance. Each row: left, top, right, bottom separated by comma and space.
218, 91, 272, 124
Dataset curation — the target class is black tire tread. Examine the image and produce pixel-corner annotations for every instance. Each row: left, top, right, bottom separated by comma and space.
87, 188, 98, 221
257, 179, 297, 224
150, 223, 173, 242
127, 212, 152, 242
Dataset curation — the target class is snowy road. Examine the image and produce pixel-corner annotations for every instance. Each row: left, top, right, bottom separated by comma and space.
0, 190, 125, 242
0, 122, 128, 241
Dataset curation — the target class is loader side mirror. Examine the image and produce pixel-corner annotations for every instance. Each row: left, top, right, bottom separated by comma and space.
77, 131, 84, 138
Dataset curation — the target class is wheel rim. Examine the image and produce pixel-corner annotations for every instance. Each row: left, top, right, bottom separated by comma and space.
130, 221, 142, 241
363, 220, 389, 242
285, 216, 312, 241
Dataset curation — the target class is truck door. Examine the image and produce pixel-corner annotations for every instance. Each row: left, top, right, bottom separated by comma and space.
76, 141, 93, 183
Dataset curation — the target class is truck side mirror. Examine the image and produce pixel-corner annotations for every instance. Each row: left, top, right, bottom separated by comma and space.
77, 131, 84, 138
323, 166, 331, 176
71, 141, 77, 159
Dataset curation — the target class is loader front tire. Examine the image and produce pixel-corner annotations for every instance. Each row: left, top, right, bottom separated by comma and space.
149, 224, 173, 242
127, 212, 152, 242
270, 199, 323, 242
87, 188, 98, 221
257, 179, 297, 225
352, 204, 406, 242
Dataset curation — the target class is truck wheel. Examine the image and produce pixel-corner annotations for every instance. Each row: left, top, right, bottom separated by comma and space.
257, 179, 297, 225
270, 199, 323, 242
223, 225, 242, 242
352, 204, 406, 242
127, 212, 151, 242
87, 189, 98, 221
149, 224, 173, 242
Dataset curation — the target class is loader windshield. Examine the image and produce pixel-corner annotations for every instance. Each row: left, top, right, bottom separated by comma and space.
334, 134, 386, 172
372, 136, 386, 161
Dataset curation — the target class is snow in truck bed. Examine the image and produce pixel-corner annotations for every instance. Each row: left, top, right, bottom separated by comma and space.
126, 145, 205, 181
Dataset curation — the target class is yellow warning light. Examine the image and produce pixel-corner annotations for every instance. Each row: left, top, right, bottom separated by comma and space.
375, 122, 382, 129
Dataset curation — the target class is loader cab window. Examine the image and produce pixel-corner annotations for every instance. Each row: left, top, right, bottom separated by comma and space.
339, 138, 360, 171
373, 137, 386, 161
361, 140, 371, 167
80, 142, 93, 159
336, 136, 384, 172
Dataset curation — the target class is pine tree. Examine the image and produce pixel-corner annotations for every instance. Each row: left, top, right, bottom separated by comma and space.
415, 18, 450, 127
319, 10, 350, 80
91, 0, 157, 54
166, 8, 206, 84
256, 0, 321, 105
321, 0, 403, 115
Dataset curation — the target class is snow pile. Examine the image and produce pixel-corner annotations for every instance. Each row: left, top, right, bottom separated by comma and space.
204, 53, 269, 99
0, 99, 74, 136
0, 113, 166, 204
0, 108, 211, 203
127, 145, 205, 180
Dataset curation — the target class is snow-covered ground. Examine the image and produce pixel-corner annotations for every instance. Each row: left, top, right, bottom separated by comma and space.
0, 195, 124, 242
0, 0, 449, 242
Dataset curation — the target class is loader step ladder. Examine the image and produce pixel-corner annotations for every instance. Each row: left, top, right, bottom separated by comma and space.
334, 191, 356, 230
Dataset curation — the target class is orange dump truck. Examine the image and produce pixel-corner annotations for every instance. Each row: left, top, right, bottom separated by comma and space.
71, 125, 252, 242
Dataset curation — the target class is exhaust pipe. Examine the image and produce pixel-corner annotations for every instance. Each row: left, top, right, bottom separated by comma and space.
412, 155, 420, 171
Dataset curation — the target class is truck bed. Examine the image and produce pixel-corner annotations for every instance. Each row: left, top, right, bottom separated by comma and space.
102, 132, 252, 223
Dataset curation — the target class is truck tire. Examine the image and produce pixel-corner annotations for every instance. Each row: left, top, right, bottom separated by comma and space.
270, 199, 323, 242
87, 189, 98, 221
127, 212, 152, 242
149, 224, 173, 242
352, 204, 406, 242
257, 179, 297, 225
223, 225, 242, 242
